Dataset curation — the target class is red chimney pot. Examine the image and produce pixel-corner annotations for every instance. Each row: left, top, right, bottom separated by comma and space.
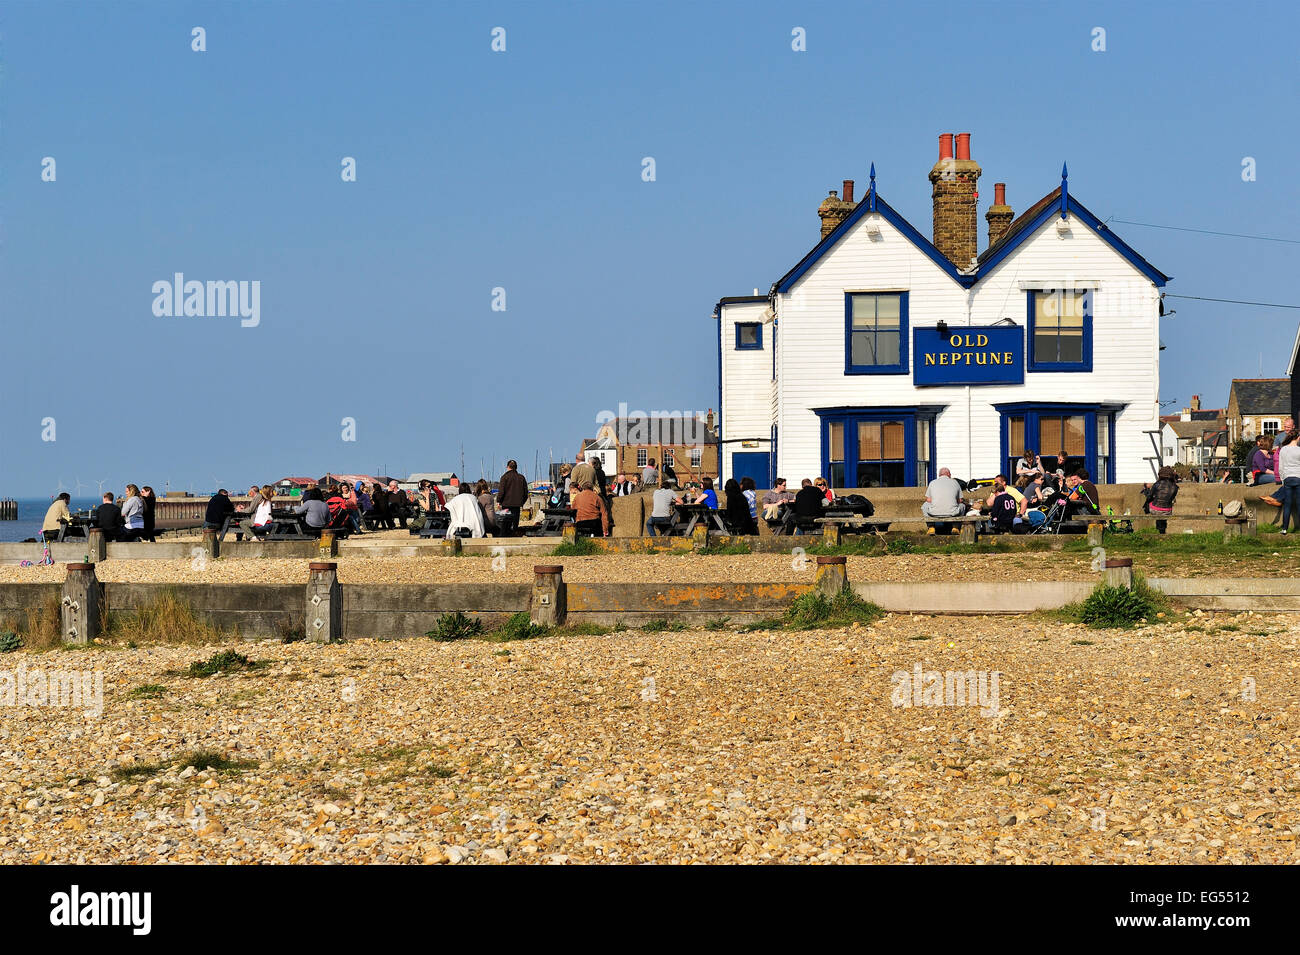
938, 134, 954, 161
994, 183, 1006, 205
842, 179, 854, 203
955, 133, 971, 161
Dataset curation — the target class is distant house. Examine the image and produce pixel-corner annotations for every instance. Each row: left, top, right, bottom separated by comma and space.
1226, 379, 1291, 443
1158, 396, 1227, 466
587, 411, 720, 482
405, 472, 457, 487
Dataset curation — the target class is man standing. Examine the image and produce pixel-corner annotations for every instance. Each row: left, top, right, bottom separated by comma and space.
571, 455, 596, 491
496, 460, 528, 537
921, 468, 965, 519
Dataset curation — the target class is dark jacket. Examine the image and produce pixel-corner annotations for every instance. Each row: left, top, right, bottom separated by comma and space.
205, 493, 235, 526
1144, 477, 1178, 511
142, 494, 156, 536
497, 469, 528, 508
793, 486, 825, 518
96, 502, 124, 533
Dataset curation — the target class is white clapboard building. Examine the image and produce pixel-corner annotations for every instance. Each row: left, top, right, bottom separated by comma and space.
715, 133, 1170, 489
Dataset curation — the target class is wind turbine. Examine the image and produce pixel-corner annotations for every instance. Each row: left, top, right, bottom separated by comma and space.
73, 477, 88, 496
54, 478, 69, 498
95, 478, 109, 496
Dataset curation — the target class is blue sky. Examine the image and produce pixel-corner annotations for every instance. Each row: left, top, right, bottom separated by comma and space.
2, 0, 1297, 495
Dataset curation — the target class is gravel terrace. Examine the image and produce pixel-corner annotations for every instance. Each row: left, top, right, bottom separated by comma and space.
3, 611, 1296, 864
3, 548, 1300, 585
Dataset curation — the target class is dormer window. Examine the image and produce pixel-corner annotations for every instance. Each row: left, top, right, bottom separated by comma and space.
1027, 288, 1092, 371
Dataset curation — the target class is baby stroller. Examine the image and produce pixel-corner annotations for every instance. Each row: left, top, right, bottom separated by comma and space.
1028, 487, 1069, 534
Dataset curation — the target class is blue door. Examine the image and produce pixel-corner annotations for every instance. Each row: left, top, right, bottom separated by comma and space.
731, 452, 770, 486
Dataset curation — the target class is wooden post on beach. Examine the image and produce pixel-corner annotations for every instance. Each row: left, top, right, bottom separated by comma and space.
815, 555, 848, 597
1086, 523, 1105, 547
202, 527, 220, 560
530, 565, 566, 628
1223, 517, 1249, 542
61, 563, 102, 645
821, 523, 841, 547
1103, 557, 1133, 589
305, 562, 342, 643
318, 529, 338, 558
959, 520, 977, 545
85, 527, 107, 562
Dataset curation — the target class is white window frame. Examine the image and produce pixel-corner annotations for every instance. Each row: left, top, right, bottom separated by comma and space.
690, 447, 702, 468
1262, 418, 1281, 435
636, 448, 647, 468
663, 449, 674, 469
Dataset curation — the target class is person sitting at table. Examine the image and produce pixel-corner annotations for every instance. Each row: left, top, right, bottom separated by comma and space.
254, 485, 276, 537
95, 492, 124, 542
641, 458, 659, 488
1014, 449, 1044, 489
572, 482, 609, 537
235, 485, 263, 541
611, 473, 636, 496
762, 478, 795, 523
120, 485, 146, 542
387, 480, 412, 529
1021, 473, 1047, 509
814, 477, 834, 502
140, 485, 158, 542
792, 478, 826, 534
645, 484, 679, 536
293, 487, 330, 534
722, 478, 758, 535
42, 493, 74, 541
476, 480, 498, 535
921, 468, 965, 519
740, 476, 759, 524
204, 488, 234, 531
697, 476, 719, 509
241, 485, 275, 539
445, 480, 486, 538
1064, 470, 1101, 520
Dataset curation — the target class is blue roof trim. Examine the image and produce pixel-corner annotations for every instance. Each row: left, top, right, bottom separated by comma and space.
774, 191, 970, 294
978, 193, 1171, 288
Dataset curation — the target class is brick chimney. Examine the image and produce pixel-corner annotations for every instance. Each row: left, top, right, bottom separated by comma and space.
928, 132, 982, 269
985, 182, 1013, 248
818, 182, 857, 240
1191, 394, 1201, 412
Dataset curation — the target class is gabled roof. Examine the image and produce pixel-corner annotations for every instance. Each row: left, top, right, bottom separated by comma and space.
765, 168, 1170, 297
774, 187, 966, 294
1229, 379, 1291, 415
1164, 419, 1223, 440
977, 185, 1171, 287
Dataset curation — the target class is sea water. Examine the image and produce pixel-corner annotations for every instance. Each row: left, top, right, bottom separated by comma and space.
0, 498, 104, 543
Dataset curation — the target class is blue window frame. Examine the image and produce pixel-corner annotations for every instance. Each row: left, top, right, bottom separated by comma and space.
814, 406, 940, 488
735, 322, 762, 350
1026, 289, 1092, 372
995, 402, 1120, 484
845, 292, 908, 374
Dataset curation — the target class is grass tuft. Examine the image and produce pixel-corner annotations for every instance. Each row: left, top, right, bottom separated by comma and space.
427, 611, 485, 642
186, 649, 258, 678
108, 590, 236, 645
551, 538, 598, 557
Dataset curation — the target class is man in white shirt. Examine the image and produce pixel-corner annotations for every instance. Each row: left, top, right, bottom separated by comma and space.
445, 486, 485, 539
922, 468, 965, 518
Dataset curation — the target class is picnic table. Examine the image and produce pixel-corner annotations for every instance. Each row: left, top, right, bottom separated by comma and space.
416, 511, 452, 538
524, 507, 575, 537
669, 502, 728, 536
219, 508, 317, 541
54, 514, 97, 542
